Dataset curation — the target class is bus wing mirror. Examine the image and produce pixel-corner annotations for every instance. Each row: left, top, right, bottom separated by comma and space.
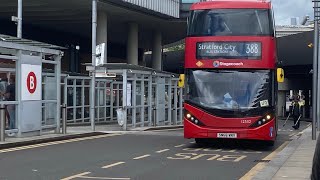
277, 68, 284, 83
178, 74, 185, 88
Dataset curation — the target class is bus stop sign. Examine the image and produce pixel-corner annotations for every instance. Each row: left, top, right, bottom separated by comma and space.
27, 72, 37, 94
21, 64, 41, 101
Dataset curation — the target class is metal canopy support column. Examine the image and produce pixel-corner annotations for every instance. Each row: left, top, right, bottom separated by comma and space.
16, 50, 22, 137
148, 75, 152, 126
90, 0, 97, 131
55, 55, 62, 133
122, 70, 128, 130
140, 75, 145, 126
168, 78, 172, 125
132, 74, 137, 127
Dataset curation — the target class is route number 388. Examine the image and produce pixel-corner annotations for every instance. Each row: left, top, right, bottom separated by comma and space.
246, 44, 259, 54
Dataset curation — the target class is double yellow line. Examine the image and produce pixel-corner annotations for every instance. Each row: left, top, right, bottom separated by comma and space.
0, 134, 121, 154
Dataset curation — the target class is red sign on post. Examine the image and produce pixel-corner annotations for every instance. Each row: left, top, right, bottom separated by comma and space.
27, 72, 37, 94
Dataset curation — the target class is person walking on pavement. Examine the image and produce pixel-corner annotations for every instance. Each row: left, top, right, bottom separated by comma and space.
291, 97, 301, 130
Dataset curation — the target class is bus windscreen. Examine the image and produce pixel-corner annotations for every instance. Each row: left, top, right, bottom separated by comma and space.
188, 9, 273, 37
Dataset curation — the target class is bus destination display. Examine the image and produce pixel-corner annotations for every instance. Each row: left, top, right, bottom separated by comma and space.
197, 42, 262, 60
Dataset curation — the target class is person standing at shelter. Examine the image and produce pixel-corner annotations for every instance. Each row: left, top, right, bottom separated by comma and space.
4, 77, 15, 131
291, 96, 301, 130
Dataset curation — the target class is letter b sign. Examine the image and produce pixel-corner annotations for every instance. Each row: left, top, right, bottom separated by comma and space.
27, 72, 37, 94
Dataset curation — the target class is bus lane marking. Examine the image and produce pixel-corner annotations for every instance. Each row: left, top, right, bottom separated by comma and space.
133, 154, 151, 160
239, 141, 290, 180
167, 153, 246, 162
174, 144, 185, 148
102, 162, 126, 169
182, 147, 262, 154
61, 172, 91, 180
165, 147, 264, 162
156, 149, 170, 153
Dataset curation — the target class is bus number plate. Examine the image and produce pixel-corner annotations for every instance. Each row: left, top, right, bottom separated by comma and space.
217, 133, 237, 138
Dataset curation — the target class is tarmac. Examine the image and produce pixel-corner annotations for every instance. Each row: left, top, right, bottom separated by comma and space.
0, 124, 318, 180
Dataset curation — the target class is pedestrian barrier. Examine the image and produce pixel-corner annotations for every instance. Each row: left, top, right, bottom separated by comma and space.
0, 34, 184, 140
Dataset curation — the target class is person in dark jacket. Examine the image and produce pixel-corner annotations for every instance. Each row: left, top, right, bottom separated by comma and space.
311, 136, 320, 180
291, 99, 301, 130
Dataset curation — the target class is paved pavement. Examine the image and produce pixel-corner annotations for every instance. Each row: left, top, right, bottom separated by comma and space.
253, 124, 318, 180
0, 120, 311, 180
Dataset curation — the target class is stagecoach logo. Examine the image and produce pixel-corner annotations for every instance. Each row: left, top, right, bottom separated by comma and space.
213, 61, 220, 67
213, 61, 244, 68
196, 61, 204, 67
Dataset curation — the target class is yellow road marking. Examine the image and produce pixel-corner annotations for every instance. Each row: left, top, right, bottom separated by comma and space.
133, 154, 151, 160
0, 134, 121, 154
239, 141, 290, 180
61, 172, 91, 180
156, 149, 170, 153
174, 144, 185, 148
102, 162, 125, 169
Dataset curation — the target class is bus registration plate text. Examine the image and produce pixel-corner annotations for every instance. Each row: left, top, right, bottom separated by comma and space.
217, 133, 237, 138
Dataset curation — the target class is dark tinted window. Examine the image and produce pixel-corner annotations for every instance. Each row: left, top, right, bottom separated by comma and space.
188, 9, 274, 36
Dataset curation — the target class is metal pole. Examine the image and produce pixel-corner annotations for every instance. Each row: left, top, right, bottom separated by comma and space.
0, 104, 5, 141
312, 19, 318, 140
17, 0, 22, 38
90, 0, 97, 131
55, 55, 62, 134
318, 19, 320, 132
62, 104, 67, 134
122, 70, 127, 131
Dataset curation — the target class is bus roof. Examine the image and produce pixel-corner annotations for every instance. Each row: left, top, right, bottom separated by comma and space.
190, 0, 271, 10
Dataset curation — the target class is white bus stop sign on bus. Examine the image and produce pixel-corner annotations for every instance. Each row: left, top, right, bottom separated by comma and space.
21, 64, 42, 101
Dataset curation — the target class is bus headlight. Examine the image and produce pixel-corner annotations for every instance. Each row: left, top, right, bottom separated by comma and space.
266, 115, 271, 120
186, 113, 192, 119
250, 114, 273, 127
184, 110, 204, 126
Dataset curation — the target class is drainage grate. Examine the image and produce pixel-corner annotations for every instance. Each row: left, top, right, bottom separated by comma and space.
254, 160, 271, 163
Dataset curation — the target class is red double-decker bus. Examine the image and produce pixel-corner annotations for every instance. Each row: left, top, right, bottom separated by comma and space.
183, 0, 284, 146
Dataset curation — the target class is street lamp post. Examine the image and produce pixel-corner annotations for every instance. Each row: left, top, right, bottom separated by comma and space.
313, 0, 320, 140
90, 0, 97, 131
17, 0, 22, 38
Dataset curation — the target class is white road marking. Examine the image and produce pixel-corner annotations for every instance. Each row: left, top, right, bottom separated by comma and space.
156, 149, 170, 153
133, 154, 151, 160
174, 144, 185, 148
102, 162, 125, 169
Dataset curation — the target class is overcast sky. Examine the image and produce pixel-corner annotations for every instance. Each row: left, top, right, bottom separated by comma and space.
272, 0, 313, 25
